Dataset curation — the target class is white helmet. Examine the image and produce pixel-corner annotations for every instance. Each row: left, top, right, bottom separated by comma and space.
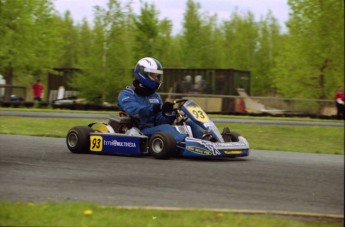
134, 57, 163, 91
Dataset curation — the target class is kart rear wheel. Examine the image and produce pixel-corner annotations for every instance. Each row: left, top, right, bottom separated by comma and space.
66, 126, 93, 153
222, 127, 240, 142
149, 132, 176, 159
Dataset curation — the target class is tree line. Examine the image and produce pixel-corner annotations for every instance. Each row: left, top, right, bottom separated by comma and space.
0, 0, 343, 103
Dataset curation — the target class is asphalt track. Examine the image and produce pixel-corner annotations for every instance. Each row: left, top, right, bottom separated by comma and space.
0, 134, 343, 218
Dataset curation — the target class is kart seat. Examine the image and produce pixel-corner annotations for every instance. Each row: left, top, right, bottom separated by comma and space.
108, 111, 133, 133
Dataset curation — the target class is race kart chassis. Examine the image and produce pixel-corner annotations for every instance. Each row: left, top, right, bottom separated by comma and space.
66, 99, 250, 159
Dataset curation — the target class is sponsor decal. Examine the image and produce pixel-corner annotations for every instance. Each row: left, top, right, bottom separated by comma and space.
200, 140, 220, 155
104, 139, 137, 148
186, 138, 221, 156
149, 98, 160, 104
215, 141, 247, 148
204, 122, 215, 127
224, 150, 242, 155
186, 146, 212, 155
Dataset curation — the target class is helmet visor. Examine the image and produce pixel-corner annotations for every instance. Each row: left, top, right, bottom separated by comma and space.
148, 73, 162, 83
144, 68, 163, 74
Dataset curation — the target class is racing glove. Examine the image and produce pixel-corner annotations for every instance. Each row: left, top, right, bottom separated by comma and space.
152, 103, 161, 114
162, 102, 174, 114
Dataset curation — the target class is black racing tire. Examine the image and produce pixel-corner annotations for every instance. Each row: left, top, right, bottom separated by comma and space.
149, 132, 176, 159
222, 127, 240, 142
66, 126, 93, 153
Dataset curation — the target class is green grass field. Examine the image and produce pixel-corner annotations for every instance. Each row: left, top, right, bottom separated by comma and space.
0, 202, 343, 227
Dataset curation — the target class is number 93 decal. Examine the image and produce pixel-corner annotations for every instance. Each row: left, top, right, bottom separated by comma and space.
90, 136, 103, 152
186, 107, 210, 123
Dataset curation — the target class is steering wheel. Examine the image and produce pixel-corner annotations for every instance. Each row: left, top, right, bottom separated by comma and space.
173, 99, 188, 106
162, 99, 189, 124
162, 99, 187, 117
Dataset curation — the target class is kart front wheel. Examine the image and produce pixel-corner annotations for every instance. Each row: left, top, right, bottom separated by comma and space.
149, 132, 176, 159
66, 126, 93, 153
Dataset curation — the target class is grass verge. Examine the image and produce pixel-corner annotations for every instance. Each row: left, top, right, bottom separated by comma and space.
0, 202, 343, 227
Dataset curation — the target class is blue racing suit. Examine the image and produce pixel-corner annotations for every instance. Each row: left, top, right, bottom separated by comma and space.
118, 86, 203, 142
118, 86, 185, 142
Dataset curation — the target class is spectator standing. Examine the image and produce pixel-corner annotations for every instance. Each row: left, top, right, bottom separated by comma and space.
194, 75, 211, 93
334, 87, 345, 119
175, 75, 193, 94
32, 79, 44, 101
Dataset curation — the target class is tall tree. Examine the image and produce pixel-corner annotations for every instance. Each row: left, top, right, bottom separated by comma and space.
181, 0, 203, 68
273, 0, 344, 99
133, 2, 176, 65
221, 10, 259, 70
152, 18, 175, 65
198, 13, 221, 68
133, 2, 160, 59
252, 11, 283, 95
75, 19, 93, 69
70, 0, 134, 103
57, 11, 79, 68
0, 0, 57, 85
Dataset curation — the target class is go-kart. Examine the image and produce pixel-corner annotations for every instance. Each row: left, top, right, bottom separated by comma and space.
66, 99, 250, 159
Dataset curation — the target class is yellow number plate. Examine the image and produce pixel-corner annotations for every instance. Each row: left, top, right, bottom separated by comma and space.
185, 106, 210, 123
90, 136, 103, 152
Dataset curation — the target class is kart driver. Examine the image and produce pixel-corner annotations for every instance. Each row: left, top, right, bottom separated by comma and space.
117, 57, 206, 143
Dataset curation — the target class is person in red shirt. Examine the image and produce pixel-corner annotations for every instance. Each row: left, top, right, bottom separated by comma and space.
334, 87, 344, 119
32, 79, 44, 101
